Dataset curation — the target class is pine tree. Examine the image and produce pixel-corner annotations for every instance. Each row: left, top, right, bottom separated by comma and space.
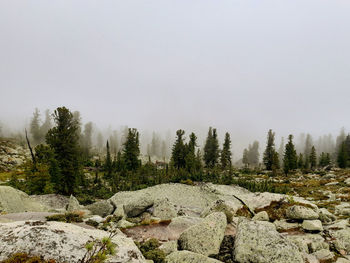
122, 128, 140, 171
171, 130, 186, 169
283, 134, 298, 174
203, 127, 219, 168
337, 142, 348, 168
263, 129, 278, 170
221, 132, 232, 169
30, 108, 42, 145
242, 148, 249, 167
185, 132, 198, 174
298, 153, 304, 169
46, 107, 82, 195
309, 146, 317, 170
248, 141, 260, 166
105, 140, 113, 178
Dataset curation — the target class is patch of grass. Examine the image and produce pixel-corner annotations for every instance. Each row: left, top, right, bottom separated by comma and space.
135, 238, 165, 263
1, 252, 57, 263
231, 178, 290, 194
85, 219, 99, 228
255, 200, 313, 221
236, 206, 252, 218
46, 212, 83, 223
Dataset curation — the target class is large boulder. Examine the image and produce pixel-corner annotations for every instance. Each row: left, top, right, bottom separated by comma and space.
234, 218, 304, 263
66, 195, 82, 212
200, 199, 240, 223
123, 193, 154, 217
167, 216, 203, 237
86, 200, 114, 217
0, 221, 145, 263
152, 198, 178, 220
0, 186, 47, 213
165, 251, 222, 263
178, 212, 227, 256
30, 194, 69, 211
286, 205, 319, 220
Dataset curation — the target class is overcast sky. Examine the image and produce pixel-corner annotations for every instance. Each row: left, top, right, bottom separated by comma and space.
0, 0, 349, 153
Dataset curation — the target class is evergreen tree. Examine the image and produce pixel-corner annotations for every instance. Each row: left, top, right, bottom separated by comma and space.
104, 140, 113, 178
171, 129, 186, 169
30, 108, 42, 145
242, 148, 249, 167
185, 132, 198, 174
122, 128, 140, 171
248, 141, 260, 166
298, 153, 304, 169
82, 122, 93, 159
203, 127, 219, 168
221, 132, 232, 169
40, 109, 52, 138
319, 152, 331, 167
283, 134, 298, 174
263, 129, 278, 170
46, 107, 82, 195
309, 146, 317, 170
337, 141, 348, 168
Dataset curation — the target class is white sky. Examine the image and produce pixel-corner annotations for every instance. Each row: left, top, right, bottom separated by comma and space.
0, 0, 349, 155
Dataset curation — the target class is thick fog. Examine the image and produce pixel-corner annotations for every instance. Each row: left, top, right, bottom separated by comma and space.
1, 0, 350, 159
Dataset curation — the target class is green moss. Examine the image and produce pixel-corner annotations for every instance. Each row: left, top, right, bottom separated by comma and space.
46, 212, 83, 223
1, 253, 57, 263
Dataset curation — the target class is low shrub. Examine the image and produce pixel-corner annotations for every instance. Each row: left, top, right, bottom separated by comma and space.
46, 212, 83, 223
1, 252, 56, 263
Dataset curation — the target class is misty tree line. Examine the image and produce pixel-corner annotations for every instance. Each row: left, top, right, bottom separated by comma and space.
5, 106, 350, 201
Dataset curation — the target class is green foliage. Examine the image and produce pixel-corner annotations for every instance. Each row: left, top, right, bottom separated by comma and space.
1, 252, 57, 263
122, 128, 140, 171
171, 129, 186, 169
104, 140, 113, 179
231, 178, 290, 194
221, 132, 232, 169
136, 238, 165, 263
80, 233, 117, 263
283, 135, 298, 174
263, 129, 278, 170
309, 146, 317, 170
46, 212, 83, 223
203, 127, 219, 168
46, 107, 83, 195
319, 152, 331, 167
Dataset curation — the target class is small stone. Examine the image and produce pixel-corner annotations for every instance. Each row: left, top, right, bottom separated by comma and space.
252, 211, 269, 221
302, 220, 323, 232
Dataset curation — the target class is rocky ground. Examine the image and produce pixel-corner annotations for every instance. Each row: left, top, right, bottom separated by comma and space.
0, 177, 350, 263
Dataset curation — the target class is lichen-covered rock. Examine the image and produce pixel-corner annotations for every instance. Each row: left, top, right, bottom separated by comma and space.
313, 249, 334, 261
30, 194, 70, 211
86, 200, 114, 217
117, 219, 136, 229
253, 211, 269, 221
286, 205, 319, 220
178, 212, 227, 256
234, 218, 303, 263
66, 195, 82, 212
0, 186, 47, 213
0, 221, 145, 262
159, 241, 178, 256
319, 208, 336, 223
286, 234, 327, 254
165, 251, 222, 263
152, 198, 178, 220
274, 219, 299, 231
200, 199, 241, 223
167, 216, 203, 234
123, 193, 154, 217
331, 228, 350, 253
302, 220, 323, 232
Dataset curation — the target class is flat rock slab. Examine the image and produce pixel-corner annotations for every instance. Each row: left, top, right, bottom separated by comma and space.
0, 220, 145, 263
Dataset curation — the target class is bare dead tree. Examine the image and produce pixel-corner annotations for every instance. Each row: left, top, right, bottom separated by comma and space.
25, 128, 36, 170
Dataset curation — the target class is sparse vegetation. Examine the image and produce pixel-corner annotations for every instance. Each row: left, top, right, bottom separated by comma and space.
46, 212, 83, 223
